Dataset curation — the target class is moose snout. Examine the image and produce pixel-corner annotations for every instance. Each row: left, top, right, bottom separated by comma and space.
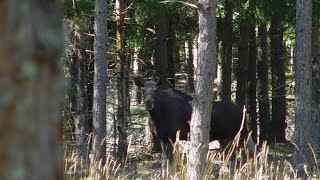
144, 100, 154, 111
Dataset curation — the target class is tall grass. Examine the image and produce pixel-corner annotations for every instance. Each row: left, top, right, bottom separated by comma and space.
64, 134, 319, 180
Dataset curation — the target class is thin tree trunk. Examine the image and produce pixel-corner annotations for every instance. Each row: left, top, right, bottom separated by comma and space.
311, 25, 320, 165
236, 18, 250, 108
68, 22, 78, 142
145, 6, 171, 153
168, 18, 176, 88
187, 1, 216, 179
186, 40, 195, 93
145, 118, 162, 152
87, 16, 95, 144
293, 0, 313, 175
221, 0, 233, 101
247, 23, 258, 142
0, 1, 64, 179
133, 50, 142, 104
269, 14, 287, 142
74, 22, 89, 170
87, 47, 94, 136
91, 0, 107, 177
154, 8, 170, 89
257, 23, 270, 142
115, 0, 128, 162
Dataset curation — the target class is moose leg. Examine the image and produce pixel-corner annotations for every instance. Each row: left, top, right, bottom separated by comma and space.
160, 139, 173, 180
218, 139, 237, 176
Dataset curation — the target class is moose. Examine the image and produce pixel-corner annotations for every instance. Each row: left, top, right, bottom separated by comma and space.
133, 76, 257, 179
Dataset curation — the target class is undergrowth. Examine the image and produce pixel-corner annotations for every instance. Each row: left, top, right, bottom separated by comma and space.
64, 136, 320, 180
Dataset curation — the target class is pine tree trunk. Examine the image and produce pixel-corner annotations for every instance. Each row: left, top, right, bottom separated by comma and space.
74, 22, 89, 170
186, 39, 195, 93
257, 23, 271, 142
221, 0, 233, 101
87, 17, 95, 137
145, 118, 162, 152
115, 0, 128, 162
145, 7, 171, 153
154, 8, 170, 89
87, 54, 94, 136
68, 23, 78, 142
236, 18, 250, 108
269, 14, 287, 142
187, 1, 216, 179
311, 25, 320, 164
167, 18, 176, 88
0, 1, 64, 179
293, 0, 313, 174
247, 23, 258, 142
91, 0, 107, 176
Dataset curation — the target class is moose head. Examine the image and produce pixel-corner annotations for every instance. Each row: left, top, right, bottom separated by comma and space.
133, 75, 160, 111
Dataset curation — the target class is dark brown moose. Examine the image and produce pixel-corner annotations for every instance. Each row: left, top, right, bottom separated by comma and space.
133, 75, 256, 179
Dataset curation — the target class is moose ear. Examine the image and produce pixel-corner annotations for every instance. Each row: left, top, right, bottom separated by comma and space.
132, 74, 144, 87
155, 77, 163, 86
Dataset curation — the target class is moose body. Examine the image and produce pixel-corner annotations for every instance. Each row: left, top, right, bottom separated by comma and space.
133, 77, 251, 179
147, 88, 248, 143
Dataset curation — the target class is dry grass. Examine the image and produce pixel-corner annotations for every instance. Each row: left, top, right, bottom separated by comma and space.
64, 134, 320, 179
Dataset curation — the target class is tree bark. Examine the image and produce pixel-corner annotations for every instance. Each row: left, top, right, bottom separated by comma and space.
0, 1, 64, 179
167, 17, 176, 88
187, 1, 216, 179
293, 0, 313, 174
74, 21, 89, 170
91, 0, 107, 176
236, 18, 250, 108
311, 25, 320, 166
257, 23, 271, 142
87, 17, 95, 138
115, 0, 128, 163
186, 39, 195, 93
154, 8, 171, 89
220, 0, 233, 101
269, 14, 287, 142
247, 23, 258, 142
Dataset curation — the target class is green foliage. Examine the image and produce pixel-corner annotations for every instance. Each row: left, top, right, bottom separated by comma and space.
126, 0, 198, 57
60, 0, 94, 19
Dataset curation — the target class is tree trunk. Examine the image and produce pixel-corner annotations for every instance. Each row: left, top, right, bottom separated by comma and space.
91, 0, 107, 177
115, 0, 128, 163
293, 0, 313, 174
311, 25, 320, 165
154, 8, 170, 89
87, 46, 94, 136
236, 18, 250, 108
220, 0, 233, 101
67, 22, 78, 142
247, 23, 258, 142
145, 118, 162, 152
186, 39, 195, 93
0, 1, 64, 179
269, 14, 287, 142
187, 1, 216, 179
74, 21, 89, 170
145, 7, 171, 153
133, 49, 142, 104
257, 23, 271, 142
167, 18, 176, 88
87, 17, 95, 143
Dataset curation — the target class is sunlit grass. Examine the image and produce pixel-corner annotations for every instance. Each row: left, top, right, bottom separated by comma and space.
64, 128, 319, 179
